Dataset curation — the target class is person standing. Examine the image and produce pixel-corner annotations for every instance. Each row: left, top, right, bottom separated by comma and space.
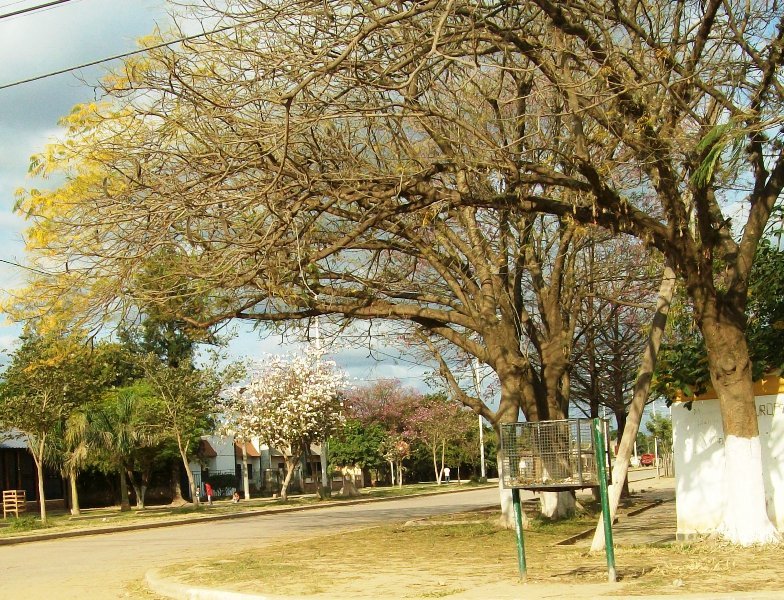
443, 466, 451, 484
204, 482, 214, 506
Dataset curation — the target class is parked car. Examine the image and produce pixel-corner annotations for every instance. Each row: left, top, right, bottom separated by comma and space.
640, 453, 655, 466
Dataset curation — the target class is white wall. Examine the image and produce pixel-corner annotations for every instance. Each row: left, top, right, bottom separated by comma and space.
673, 392, 784, 539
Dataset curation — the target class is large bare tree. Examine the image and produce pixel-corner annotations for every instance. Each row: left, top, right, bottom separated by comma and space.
14, 1, 784, 542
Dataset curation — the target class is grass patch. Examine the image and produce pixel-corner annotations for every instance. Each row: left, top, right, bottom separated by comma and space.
165, 507, 784, 599
6, 516, 48, 533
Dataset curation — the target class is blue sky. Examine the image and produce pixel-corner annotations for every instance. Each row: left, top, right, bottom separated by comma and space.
0, 0, 436, 389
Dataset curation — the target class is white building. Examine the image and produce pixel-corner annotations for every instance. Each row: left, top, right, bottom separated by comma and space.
189, 435, 358, 497
672, 375, 784, 540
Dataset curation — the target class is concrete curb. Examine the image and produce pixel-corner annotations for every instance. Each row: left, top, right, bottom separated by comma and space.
0, 484, 496, 547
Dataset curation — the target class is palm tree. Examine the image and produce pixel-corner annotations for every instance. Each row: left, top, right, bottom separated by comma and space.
90, 389, 157, 511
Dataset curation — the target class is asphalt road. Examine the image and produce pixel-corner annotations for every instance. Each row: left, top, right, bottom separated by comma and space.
0, 487, 504, 599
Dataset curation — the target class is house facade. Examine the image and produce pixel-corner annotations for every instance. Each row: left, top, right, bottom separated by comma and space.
190, 434, 363, 498
0, 432, 65, 511
672, 375, 784, 540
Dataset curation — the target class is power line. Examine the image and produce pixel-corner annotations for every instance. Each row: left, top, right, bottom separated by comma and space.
0, 0, 77, 20
0, 258, 49, 275
0, 17, 260, 92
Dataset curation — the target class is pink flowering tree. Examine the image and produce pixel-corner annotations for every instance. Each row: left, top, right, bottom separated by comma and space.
406, 395, 474, 485
222, 352, 347, 501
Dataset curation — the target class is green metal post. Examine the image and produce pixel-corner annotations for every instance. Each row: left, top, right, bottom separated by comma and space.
511, 487, 527, 581
593, 418, 617, 583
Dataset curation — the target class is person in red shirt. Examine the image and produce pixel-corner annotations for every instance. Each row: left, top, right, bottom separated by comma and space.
204, 482, 213, 506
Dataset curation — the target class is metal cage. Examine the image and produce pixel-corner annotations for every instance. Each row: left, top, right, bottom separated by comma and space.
500, 419, 606, 490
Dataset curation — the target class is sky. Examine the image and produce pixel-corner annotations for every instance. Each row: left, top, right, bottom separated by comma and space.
0, 0, 438, 390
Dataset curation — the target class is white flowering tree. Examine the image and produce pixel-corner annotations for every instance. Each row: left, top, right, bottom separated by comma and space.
222, 353, 346, 501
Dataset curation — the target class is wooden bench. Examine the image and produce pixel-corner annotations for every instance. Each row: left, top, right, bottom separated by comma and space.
3, 490, 26, 519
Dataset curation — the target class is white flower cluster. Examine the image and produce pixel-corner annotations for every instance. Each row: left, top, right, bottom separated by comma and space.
219, 352, 347, 457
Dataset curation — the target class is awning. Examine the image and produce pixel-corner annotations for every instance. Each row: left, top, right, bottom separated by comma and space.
197, 439, 217, 458
235, 441, 261, 459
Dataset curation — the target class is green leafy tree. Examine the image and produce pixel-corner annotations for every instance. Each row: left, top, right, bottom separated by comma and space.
329, 419, 387, 475
140, 355, 223, 507
0, 334, 107, 522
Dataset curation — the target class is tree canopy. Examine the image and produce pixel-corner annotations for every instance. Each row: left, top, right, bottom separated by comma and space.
11, 0, 784, 543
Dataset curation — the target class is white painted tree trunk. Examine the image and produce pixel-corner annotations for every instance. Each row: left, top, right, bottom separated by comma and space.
241, 444, 251, 500
591, 264, 675, 552
68, 472, 81, 516
496, 454, 526, 529
719, 436, 779, 545
540, 491, 575, 520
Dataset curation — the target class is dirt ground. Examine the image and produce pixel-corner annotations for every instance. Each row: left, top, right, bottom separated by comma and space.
163, 501, 784, 599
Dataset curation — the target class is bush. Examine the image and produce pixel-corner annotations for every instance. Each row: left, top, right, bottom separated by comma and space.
8, 516, 46, 532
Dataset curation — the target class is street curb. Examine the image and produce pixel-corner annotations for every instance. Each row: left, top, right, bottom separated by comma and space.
146, 569, 271, 600
0, 484, 496, 547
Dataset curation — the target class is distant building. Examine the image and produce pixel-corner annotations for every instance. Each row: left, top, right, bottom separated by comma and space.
0, 430, 65, 511
190, 434, 363, 497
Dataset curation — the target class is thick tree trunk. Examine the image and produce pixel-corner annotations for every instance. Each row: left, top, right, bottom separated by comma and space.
496, 453, 518, 529
118, 471, 131, 512
170, 461, 184, 505
702, 311, 778, 545
68, 471, 81, 516
280, 456, 298, 501
540, 491, 575, 519
339, 472, 360, 497
592, 264, 675, 552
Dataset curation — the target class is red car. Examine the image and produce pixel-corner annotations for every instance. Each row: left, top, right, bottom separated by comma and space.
640, 453, 655, 466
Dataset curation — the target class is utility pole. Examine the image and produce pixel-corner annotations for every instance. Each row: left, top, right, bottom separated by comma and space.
471, 358, 486, 479
314, 316, 330, 497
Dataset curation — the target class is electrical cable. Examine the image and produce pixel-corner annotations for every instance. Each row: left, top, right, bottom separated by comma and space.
0, 0, 77, 20
0, 258, 50, 275
0, 16, 260, 91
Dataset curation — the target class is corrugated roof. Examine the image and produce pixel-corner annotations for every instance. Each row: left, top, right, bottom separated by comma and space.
235, 441, 261, 458
197, 439, 218, 458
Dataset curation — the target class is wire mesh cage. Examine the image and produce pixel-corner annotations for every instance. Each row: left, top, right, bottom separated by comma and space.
500, 419, 607, 490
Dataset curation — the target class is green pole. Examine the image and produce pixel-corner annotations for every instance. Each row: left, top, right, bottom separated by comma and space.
593, 418, 617, 583
511, 487, 527, 580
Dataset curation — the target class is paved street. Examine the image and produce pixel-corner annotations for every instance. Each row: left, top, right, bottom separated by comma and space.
0, 487, 504, 599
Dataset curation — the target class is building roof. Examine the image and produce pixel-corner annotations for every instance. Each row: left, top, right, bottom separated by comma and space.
674, 372, 784, 402
235, 441, 261, 459
197, 439, 218, 458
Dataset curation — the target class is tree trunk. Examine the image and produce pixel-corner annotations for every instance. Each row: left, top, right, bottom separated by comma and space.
118, 471, 131, 512
178, 440, 199, 507
592, 264, 675, 551
280, 456, 298, 501
496, 452, 519, 529
68, 471, 81, 516
319, 439, 331, 498
170, 461, 184, 505
701, 307, 778, 545
241, 444, 251, 500
31, 439, 47, 524
339, 472, 360, 497
433, 443, 441, 484
389, 460, 395, 487
396, 459, 403, 486
540, 491, 575, 520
